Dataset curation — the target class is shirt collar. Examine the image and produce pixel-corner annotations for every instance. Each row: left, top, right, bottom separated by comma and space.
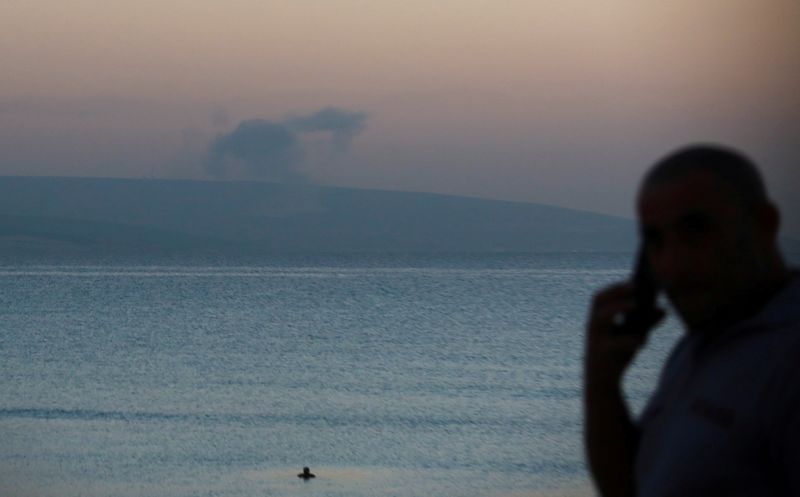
728, 269, 800, 333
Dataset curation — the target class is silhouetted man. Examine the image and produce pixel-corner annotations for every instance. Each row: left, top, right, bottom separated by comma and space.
584, 145, 799, 496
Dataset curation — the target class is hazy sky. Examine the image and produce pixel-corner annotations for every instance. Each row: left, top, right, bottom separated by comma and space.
2, 0, 799, 236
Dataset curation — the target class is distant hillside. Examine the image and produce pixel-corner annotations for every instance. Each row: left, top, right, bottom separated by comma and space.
0, 176, 637, 254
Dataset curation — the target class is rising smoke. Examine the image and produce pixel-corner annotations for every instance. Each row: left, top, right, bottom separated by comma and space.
205, 107, 367, 182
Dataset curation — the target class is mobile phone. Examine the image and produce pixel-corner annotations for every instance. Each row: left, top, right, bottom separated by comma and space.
615, 248, 659, 334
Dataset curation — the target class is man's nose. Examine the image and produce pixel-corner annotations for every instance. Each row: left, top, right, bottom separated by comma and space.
650, 243, 686, 284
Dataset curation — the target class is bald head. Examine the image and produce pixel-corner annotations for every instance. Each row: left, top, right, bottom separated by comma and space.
641, 144, 768, 213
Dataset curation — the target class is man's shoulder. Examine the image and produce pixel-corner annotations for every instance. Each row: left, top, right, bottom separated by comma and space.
652, 278, 800, 410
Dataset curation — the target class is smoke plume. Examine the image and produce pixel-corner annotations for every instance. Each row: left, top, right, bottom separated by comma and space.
205, 107, 367, 181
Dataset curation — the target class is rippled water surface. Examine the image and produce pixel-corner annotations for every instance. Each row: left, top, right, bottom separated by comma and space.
0, 253, 680, 497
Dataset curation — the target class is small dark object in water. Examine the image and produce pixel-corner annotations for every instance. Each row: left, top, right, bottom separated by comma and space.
298, 467, 316, 479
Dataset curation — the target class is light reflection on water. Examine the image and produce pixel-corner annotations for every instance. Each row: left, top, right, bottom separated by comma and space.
0, 253, 679, 497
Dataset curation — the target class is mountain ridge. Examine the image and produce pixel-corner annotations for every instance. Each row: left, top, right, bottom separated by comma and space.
0, 175, 640, 254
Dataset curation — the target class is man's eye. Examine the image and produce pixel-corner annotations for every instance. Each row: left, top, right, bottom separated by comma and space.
679, 214, 713, 235
684, 220, 711, 234
642, 231, 663, 250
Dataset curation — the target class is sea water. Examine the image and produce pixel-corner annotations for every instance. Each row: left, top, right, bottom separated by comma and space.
0, 253, 681, 497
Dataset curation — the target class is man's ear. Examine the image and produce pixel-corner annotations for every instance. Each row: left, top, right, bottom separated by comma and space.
757, 201, 780, 244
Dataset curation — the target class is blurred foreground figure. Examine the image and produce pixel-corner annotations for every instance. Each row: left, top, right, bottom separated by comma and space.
583, 144, 799, 497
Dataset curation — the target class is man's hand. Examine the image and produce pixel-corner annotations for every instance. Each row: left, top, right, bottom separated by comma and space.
585, 282, 664, 386
583, 282, 664, 497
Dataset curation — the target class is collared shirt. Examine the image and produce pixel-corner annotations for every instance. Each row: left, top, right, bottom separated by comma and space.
635, 272, 800, 497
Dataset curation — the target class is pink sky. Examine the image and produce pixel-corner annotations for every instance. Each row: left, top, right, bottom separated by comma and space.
1, 0, 798, 236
